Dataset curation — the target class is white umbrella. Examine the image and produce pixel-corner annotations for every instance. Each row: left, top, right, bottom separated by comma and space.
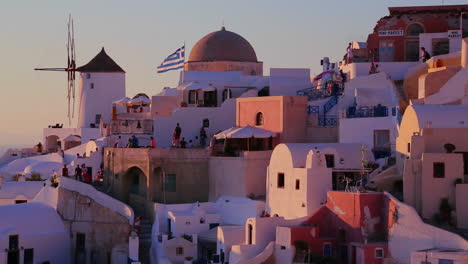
62, 135, 81, 141
182, 82, 216, 92
129, 96, 151, 105
215, 126, 276, 139
113, 97, 131, 106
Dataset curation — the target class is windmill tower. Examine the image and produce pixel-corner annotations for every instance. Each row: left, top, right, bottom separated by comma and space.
35, 16, 126, 129
75, 48, 126, 128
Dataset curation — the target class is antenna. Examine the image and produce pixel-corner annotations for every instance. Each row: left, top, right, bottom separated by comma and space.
35, 15, 77, 125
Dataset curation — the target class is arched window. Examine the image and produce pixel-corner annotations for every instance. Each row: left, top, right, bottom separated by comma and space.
406, 24, 424, 36
255, 112, 264, 126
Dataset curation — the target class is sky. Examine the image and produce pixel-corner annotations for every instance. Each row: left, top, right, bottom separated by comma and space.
0, 0, 467, 146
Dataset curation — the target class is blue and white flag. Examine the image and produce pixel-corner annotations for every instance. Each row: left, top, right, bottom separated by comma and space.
156, 46, 185, 73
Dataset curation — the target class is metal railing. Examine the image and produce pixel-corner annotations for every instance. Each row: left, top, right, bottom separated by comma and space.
297, 81, 344, 101
345, 106, 400, 119
110, 119, 153, 134
318, 116, 337, 127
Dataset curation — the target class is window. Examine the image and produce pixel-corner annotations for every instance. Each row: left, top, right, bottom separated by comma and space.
86, 73, 91, 79
203, 118, 210, 128
323, 243, 332, 257
405, 39, 420, 61
15, 200, 27, 204
185, 221, 191, 225
295, 179, 300, 190
165, 174, 176, 192
255, 112, 264, 126
258, 86, 270, 97
277, 173, 285, 188
188, 90, 197, 104
209, 223, 219, 229
24, 249, 34, 264
200, 217, 205, 224
95, 114, 101, 125
248, 224, 253, 244
432, 38, 449, 56
374, 130, 390, 149
407, 23, 424, 36
433, 162, 445, 178
325, 154, 335, 168
281, 246, 286, 250
90, 83, 94, 89
176, 247, 184, 256
407, 142, 411, 153
375, 248, 384, 258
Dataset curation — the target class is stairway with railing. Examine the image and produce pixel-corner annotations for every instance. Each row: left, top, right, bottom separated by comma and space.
300, 81, 343, 127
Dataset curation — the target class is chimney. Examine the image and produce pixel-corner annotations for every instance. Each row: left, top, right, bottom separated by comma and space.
462, 37, 468, 68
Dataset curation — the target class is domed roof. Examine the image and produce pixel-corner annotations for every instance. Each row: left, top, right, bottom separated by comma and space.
189, 27, 258, 63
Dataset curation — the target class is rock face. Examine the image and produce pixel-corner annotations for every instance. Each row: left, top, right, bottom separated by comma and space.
57, 187, 132, 264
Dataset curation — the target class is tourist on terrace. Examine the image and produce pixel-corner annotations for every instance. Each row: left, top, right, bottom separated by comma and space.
150, 137, 156, 148
188, 139, 194, 148
200, 126, 207, 147
36, 142, 43, 153
193, 136, 200, 148
61, 164, 69, 177
420, 47, 431, 62
368, 62, 379, 75
74, 165, 82, 181
131, 135, 139, 148
126, 138, 133, 148
173, 123, 182, 147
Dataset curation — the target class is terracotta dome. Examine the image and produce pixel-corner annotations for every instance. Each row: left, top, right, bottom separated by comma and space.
188, 27, 258, 63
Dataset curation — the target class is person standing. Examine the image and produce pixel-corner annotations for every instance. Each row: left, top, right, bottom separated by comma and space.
200, 126, 207, 147
131, 135, 139, 148
174, 123, 182, 147
74, 165, 82, 181
180, 137, 187, 148
420, 47, 431, 62
61, 164, 69, 177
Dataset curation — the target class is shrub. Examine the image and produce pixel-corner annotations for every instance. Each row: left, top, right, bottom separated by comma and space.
26, 172, 42, 181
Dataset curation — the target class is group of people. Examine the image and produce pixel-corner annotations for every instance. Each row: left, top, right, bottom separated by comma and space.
61, 163, 98, 184
171, 123, 208, 148
112, 135, 156, 148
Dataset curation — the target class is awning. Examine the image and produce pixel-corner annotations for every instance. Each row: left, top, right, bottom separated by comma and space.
215, 126, 277, 139
129, 96, 152, 105
113, 97, 131, 106
182, 82, 216, 92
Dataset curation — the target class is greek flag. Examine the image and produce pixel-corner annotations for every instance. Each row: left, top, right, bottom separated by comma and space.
157, 46, 185, 73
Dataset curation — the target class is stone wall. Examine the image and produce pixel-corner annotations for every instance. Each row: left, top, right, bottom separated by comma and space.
57, 187, 132, 264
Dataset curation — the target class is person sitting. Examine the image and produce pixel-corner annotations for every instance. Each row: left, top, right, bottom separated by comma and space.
420, 47, 431, 62
180, 138, 187, 148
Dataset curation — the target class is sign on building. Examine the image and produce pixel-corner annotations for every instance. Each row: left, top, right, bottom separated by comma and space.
448, 30, 462, 39
378, 30, 404, 37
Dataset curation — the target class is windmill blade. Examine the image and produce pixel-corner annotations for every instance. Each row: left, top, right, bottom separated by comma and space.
34, 67, 68, 71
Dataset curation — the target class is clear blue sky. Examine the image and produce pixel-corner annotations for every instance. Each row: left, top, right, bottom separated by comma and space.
0, 0, 467, 146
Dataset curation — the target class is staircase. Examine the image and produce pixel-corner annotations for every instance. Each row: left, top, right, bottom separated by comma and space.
292, 249, 308, 264
138, 218, 153, 264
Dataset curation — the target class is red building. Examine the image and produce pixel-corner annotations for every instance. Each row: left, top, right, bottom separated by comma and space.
366, 5, 468, 62
277, 191, 398, 264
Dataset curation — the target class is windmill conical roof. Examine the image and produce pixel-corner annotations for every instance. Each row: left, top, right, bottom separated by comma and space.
77, 47, 125, 73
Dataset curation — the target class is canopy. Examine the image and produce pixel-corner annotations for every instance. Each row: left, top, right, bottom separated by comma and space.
215, 126, 276, 139
129, 96, 151, 105
62, 135, 81, 141
182, 82, 216, 92
113, 97, 131, 106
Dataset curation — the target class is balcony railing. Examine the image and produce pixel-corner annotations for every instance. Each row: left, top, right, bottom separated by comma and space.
110, 119, 153, 134
318, 116, 337, 127
346, 106, 397, 118
297, 81, 344, 101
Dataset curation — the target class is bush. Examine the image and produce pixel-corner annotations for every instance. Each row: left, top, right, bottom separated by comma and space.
12, 174, 23, 181
26, 172, 43, 181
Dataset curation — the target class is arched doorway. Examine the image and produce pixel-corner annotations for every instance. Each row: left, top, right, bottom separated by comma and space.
123, 167, 148, 217
45, 135, 60, 153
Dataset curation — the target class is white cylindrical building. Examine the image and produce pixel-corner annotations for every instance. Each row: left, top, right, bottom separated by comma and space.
76, 48, 126, 128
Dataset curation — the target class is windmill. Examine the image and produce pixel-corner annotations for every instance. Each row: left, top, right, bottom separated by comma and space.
35, 15, 77, 125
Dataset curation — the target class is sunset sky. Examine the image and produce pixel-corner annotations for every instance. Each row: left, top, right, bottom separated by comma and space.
1, 0, 467, 146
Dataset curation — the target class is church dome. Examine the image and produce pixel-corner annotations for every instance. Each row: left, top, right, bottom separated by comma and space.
188, 27, 258, 63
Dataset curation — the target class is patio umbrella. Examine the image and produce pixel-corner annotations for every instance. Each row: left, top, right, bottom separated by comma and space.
113, 97, 131, 106
215, 126, 277, 139
129, 96, 152, 105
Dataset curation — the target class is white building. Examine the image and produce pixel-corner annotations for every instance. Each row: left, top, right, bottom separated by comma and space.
0, 202, 71, 264
267, 143, 374, 219
0, 181, 44, 205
